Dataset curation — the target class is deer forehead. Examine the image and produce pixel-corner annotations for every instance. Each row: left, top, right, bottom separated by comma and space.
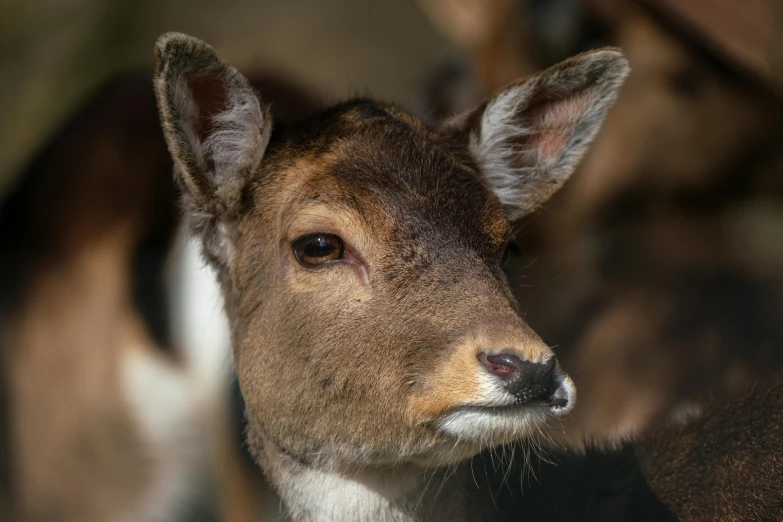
254, 104, 511, 255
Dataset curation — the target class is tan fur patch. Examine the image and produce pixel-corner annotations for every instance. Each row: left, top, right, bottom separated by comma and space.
408, 345, 483, 421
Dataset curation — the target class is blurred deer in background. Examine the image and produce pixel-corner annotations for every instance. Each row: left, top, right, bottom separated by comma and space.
0, 70, 315, 522
514, 0, 783, 445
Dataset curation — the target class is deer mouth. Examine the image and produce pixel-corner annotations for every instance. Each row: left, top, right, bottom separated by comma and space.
460, 401, 554, 414
442, 399, 557, 423
434, 373, 575, 445
437, 402, 552, 444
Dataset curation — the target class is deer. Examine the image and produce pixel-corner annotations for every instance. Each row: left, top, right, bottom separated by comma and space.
153, 31, 783, 522
152, 32, 628, 521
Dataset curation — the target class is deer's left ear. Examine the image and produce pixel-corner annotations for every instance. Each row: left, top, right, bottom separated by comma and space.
445, 48, 629, 221
154, 32, 272, 265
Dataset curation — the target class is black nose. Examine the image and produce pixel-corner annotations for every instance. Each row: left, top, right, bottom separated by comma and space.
479, 352, 560, 404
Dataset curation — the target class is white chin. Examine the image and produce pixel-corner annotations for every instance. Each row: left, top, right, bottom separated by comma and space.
438, 406, 549, 445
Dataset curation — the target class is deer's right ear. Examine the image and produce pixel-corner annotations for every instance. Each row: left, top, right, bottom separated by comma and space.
444, 48, 629, 222
154, 32, 272, 265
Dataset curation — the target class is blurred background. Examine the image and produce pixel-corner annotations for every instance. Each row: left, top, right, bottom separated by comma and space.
1, 0, 782, 521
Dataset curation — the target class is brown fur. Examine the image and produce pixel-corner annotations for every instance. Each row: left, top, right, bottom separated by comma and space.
638, 380, 783, 520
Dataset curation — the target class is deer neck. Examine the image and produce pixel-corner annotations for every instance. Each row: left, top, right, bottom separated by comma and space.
264, 450, 478, 522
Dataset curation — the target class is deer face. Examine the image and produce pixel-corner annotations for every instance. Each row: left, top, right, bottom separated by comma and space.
154, 33, 628, 471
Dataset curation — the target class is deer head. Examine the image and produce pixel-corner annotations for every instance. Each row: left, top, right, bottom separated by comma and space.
154, 32, 627, 520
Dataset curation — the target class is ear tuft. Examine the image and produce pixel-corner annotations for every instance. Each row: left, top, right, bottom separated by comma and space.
451, 48, 629, 220
153, 32, 272, 264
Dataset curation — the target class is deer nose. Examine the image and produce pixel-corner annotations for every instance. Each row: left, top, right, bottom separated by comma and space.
478, 352, 568, 408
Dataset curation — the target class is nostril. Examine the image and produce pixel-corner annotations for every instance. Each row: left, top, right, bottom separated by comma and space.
482, 353, 524, 377
479, 351, 558, 403
548, 384, 569, 409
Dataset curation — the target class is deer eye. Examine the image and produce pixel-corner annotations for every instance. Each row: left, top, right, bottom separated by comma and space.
293, 233, 344, 266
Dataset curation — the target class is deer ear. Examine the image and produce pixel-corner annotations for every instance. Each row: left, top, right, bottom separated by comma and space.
154, 32, 272, 265
445, 48, 629, 221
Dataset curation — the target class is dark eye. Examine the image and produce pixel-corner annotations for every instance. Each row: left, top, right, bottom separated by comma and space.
293, 233, 344, 266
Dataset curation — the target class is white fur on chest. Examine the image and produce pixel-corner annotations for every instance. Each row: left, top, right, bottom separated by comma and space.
281, 467, 422, 522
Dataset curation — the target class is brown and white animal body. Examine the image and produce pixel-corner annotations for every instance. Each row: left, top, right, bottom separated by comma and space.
153, 32, 628, 521
1, 77, 197, 522
1, 73, 315, 522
